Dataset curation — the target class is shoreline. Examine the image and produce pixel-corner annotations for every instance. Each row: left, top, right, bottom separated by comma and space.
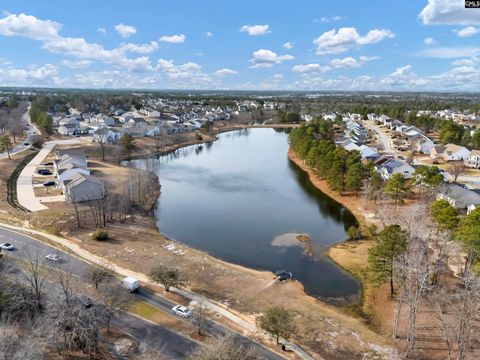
132, 129, 365, 304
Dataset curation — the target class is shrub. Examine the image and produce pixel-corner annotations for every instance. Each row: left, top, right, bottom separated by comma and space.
92, 229, 109, 241
195, 133, 203, 141
347, 226, 361, 240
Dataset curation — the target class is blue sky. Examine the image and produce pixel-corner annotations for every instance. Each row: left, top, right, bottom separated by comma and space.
1, 0, 480, 91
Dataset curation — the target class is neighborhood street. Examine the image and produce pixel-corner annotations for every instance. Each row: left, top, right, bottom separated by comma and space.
364, 121, 395, 155
0, 225, 285, 360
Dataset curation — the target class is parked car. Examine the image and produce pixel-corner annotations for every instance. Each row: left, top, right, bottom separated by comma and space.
172, 305, 192, 318
43, 181, 56, 187
121, 277, 140, 292
23, 142, 30, 146
74, 295, 93, 309
37, 169, 52, 175
45, 253, 61, 262
0, 243, 14, 251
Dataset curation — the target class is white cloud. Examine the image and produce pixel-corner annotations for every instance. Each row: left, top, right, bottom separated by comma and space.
419, 0, 480, 25
0, 13, 60, 41
0, 13, 160, 72
0, 63, 59, 86
97, 27, 106, 35
214, 68, 238, 76
240, 24, 271, 36
118, 41, 159, 54
60, 59, 92, 69
159, 34, 185, 43
292, 56, 377, 74
313, 27, 394, 55
283, 41, 293, 50
317, 16, 342, 23
330, 56, 361, 68
455, 26, 479, 37
424, 37, 436, 45
250, 49, 294, 68
418, 46, 480, 58
114, 23, 136, 38
156, 59, 216, 87
272, 73, 284, 80
292, 63, 331, 74
203, 31, 213, 37
451, 57, 478, 66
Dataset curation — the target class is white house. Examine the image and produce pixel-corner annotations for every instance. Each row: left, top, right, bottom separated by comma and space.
58, 124, 78, 136
376, 159, 415, 180
443, 144, 471, 161
465, 150, 480, 169
93, 128, 121, 144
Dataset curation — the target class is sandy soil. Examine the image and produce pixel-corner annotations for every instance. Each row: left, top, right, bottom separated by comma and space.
1, 129, 397, 359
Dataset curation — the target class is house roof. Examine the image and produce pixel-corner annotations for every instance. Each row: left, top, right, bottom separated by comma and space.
439, 184, 480, 208
444, 144, 468, 154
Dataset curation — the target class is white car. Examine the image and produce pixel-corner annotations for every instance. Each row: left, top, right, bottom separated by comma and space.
172, 305, 192, 318
0, 243, 14, 251
45, 253, 61, 262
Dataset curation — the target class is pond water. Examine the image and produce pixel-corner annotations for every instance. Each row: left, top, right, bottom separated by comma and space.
125, 128, 360, 301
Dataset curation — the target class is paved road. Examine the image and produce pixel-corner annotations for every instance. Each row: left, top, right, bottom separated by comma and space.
364, 122, 395, 155
0, 108, 37, 159
16, 139, 80, 211
0, 225, 285, 360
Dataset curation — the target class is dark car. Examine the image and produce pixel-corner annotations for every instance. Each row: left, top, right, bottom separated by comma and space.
43, 181, 56, 187
74, 295, 93, 309
37, 169, 52, 175
42, 162, 53, 166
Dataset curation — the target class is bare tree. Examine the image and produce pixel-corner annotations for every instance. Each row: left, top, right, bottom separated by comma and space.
95, 283, 132, 332
95, 131, 110, 161
0, 322, 45, 360
186, 335, 262, 360
53, 264, 77, 306
394, 236, 431, 358
450, 162, 466, 182
85, 267, 113, 290
21, 250, 46, 310
191, 303, 209, 336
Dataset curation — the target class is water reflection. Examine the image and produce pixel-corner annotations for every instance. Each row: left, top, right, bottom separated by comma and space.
124, 128, 360, 301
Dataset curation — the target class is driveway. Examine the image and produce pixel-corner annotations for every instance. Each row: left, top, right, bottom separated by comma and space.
16, 139, 80, 212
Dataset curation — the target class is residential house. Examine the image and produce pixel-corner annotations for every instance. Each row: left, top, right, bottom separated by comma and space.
410, 134, 435, 154
465, 150, 480, 169
119, 113, 134, 123
58, 124, 78, 136
93, 128, 121, 144
437, 183, 480, 211
431, 144, 471, 161
64, 173, 105, 203
376, 159, 415, 180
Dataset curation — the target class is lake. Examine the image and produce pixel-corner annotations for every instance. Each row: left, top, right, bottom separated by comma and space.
125, 128, 360, 302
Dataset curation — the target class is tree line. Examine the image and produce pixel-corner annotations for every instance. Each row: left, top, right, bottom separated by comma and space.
29, 96, 53, 135
368, 199, 480, 359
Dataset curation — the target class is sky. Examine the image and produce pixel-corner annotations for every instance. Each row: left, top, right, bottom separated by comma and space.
1, 0, 480, 91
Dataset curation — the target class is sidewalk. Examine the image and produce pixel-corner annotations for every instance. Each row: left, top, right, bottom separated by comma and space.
0, 220, 314, 360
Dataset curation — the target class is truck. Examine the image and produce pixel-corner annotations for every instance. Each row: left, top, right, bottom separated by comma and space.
121, 277, 140, 292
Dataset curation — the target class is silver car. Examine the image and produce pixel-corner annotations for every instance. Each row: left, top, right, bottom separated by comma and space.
45, 253, 61, 262
172, 305, 192, 318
